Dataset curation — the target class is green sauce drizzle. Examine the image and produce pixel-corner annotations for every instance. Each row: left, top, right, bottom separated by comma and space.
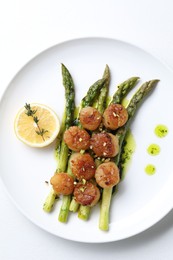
120, 129, 136, 180
147, 144, 160, 156
145, 164, 156, 175
154, 124, 168, 138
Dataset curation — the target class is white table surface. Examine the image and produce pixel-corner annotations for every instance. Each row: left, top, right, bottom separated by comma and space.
1, 1, 173, 259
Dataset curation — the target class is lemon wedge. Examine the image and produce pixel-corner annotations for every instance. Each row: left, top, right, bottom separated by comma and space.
14, 103, 60, 147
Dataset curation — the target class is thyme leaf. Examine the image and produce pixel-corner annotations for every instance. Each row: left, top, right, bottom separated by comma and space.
24, 103, 49, 141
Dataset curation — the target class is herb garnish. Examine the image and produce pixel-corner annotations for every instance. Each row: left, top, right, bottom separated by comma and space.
24, 103, 48, 141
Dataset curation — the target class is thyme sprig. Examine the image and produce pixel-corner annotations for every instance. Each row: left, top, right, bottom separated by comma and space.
24, 103, 48, 141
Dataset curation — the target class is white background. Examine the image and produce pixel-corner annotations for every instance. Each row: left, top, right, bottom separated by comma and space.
1, 0, 173, 259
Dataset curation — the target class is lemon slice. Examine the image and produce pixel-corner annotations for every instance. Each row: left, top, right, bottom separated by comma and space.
14, 103, 60, 147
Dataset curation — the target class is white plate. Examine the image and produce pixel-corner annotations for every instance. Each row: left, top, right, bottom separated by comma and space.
0, 37, 173, 243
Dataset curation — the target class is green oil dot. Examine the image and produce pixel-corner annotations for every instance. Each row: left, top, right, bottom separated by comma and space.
147, 144, 160, 156
154, 124, 168, 138
145, 164, 156, 175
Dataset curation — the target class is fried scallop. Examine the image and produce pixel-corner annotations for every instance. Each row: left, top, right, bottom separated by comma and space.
79, 106, 102, 131
70, 152, 96, 180
50, 173, 74, 195
74, 181, 100, 207
103, 103, 128, 130
95, 162, 120, 188
90, 132, 119, 157
63, 126, 90, 152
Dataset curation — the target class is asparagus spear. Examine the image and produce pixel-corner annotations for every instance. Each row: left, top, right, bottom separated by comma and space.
43, 64, 75, 212
57, 64, 75, 171
110, 76, 139, 104
77, 72, 139, 220
95, 76, 139, 227
99, 79, 159, 231
77, 65, 110, 220
69, 66, 109, 216
78, 205, 91, 220
78, 75, 139, 221
57, 64, 79, 222
96, 64, 110, 113
76, 76, 107, 128
58, 195, 72, 222
59, 68, 108, 221
81, 78, 107, 108
58, 160, 75, 222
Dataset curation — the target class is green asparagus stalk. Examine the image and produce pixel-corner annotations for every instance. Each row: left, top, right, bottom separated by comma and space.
57, 64, 79, 222
69, 196, 79, 213
80, 78, 107, 108
60, 67, 108, 220
69, 68, 109, 214
76, 77, 107, 128
97, 64, 110, 113
110, 76, 139, 104
115, 80, 159, 168
96, 76, 139, 227
42, 189, 57, 212
78, 65, 110, 220
99, 79, 159, 231
79, 76, 139, 222
78, 205, 91, 220
62, 64, 75, 129
43, 64, 75, 213
57, 63, 75, 171
75, 75, 139, 220
58, 195, 72, 222
69, 196, 80, 212
58, 159, 74, 222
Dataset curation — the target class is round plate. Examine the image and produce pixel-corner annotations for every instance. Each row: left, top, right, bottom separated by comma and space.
0, 37, 173, 243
